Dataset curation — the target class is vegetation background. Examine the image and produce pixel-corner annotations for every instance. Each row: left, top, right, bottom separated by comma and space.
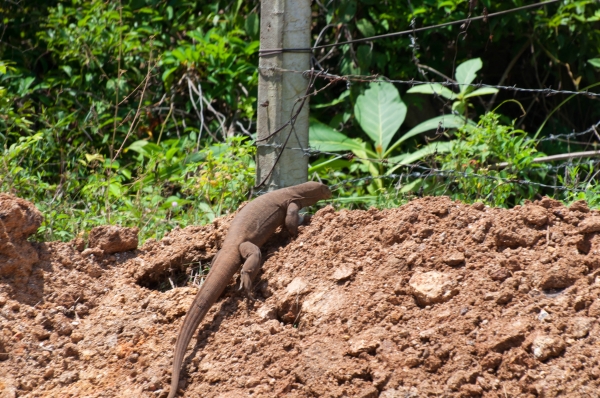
1, 0, 599, 242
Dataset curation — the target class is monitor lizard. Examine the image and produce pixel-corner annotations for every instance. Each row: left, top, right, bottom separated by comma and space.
167, 181, 332, 397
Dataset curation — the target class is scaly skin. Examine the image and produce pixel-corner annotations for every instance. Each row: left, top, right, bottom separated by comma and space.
168, 182, 331, 397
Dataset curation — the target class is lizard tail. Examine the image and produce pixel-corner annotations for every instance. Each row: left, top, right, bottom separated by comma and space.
167, 261, 236, 398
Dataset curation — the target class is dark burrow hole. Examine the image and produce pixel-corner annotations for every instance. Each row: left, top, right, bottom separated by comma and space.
276, 300, 303, 326
136, 261, 210, 292
336, 372, 374, 386
542, 288, 566, 298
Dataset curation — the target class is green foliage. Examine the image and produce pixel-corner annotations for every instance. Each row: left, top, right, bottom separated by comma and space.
1, 0, 260, 241
160, 2, 259, 122
433, 112, 543, 207
2, 0, 260, 157
407, 58, 498, 117
589, 58, 600, 68
559, 165, 600, 209
0, 132, 255, 242
309, 82, 466, 192
310, 0, 600, 138
2, 0, 600, 243
354, 82, 407, 155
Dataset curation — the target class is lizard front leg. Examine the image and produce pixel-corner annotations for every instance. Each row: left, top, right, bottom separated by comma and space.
285, 202, 303, 236
238, 241, 262, 295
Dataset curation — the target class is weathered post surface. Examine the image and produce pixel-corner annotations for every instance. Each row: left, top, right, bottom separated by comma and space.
256, 0, 311, 190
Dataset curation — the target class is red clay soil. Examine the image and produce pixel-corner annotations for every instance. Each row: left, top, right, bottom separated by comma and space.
1, 193, 600, 398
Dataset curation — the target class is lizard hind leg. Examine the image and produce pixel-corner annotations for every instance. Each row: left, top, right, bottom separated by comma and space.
238, 241, 262, 295
285, 202, 302, 236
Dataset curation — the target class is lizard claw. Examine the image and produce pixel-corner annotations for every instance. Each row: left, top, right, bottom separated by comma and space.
298, 213, 305, 226
240, 271, 253, 294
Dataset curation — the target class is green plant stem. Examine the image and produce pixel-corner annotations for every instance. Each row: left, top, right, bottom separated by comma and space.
157, 102, 174, 146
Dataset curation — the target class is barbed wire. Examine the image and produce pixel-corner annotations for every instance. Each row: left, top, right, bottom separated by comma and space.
258, 0, 561, 55
254, 142, 597, 192
256, 142, 599, 169
327, 171, 588, 194
538, 121, 600, 142
258, 67, 600, 98
256, 116, 600, 151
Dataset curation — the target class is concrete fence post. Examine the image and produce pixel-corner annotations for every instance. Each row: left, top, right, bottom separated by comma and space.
256, 0, 311, 190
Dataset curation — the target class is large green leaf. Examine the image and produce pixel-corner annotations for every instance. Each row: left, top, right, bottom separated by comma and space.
308, 158, 352, 173
309, 120, 365, 152
384, 114, 468, 157
463, 87, 499, 99
356, 18, 375, 37
455, 58, 482, 93
354, 82, 407, 155
338, 0, 357, 23
386, 141, 454, 174
588, 58, 600, 68
407, 83, 457, 100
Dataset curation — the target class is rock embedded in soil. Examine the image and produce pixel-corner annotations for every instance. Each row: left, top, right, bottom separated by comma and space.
63, 343, 79, 358
588, 299, 600, 317
479, 352, 503, 371
523, 205, 549, 227
0, 339, 8, 361
483, 318, 531, 352
530, 334, 566, 361
489, 267, 511, 282
87, 225, 139, 254
570, 200, 590, 213
538, 263, 578, 290
408, 270, 457, 306
330, 265, 354, 281
0, 194, 43, 239
569, 317, 594, 339
494, 227, 527, 248
81, 246, 104, 258
443, 251, 465, 266
578, 216, 600, 234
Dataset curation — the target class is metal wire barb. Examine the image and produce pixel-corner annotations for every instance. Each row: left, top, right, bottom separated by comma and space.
538, 121, 600, 142
257, 143, 596, 192
261, 67, 600, 98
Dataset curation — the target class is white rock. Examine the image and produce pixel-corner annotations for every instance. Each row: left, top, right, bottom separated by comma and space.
331, 265, 354, 281
256, 305, 277, 320
409, 271, 458, 306
531, 334, 565, 361
570, 317, 594, 339
286, 277, 308, 295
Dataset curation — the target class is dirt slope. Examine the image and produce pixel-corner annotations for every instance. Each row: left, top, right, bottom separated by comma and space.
1, 194, 600, 398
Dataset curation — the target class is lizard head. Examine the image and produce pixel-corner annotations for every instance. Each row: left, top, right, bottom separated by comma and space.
294, 181, 332, 204
318, 183, 333, 199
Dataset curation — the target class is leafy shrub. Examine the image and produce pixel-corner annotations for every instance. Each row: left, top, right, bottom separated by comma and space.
1, 0, 260, 241
0, 132, 255, 242
435, 112, 543, 207
309, 82, 467, 192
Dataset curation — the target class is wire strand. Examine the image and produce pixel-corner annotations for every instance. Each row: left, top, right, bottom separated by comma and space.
259, 67, 600, 98
258, 0, 561, 56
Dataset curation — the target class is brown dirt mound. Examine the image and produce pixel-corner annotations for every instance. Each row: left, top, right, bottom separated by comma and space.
0, 193, 43, 285
1, 195, 599, 397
